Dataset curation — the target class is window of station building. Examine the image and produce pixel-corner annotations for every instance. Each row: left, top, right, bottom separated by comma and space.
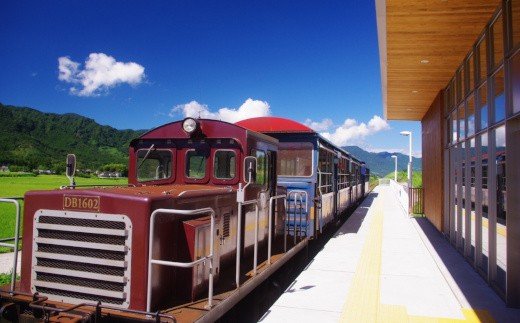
277, 142, 313, 177
469, 138, 476, 261
477, 36, 488, 83
461, 164, 467, 251
137, 149, 173, 182
467, 94, 476, 137
254, 150, 266, 186
451, 110, 458, 144
458, 142, 466, 252
479, 132, 489, 274
456, 68, 463, 104
445, 81, 454, 116
478, 83, 488, 130
460, 66, 466, 98
492, 68, 506, 123
491, 12, 504, 69
186, 149, 207, 179
494, 125, 507, 291
447, 116, 452, 147
213, 150, 236, 179
511, 52, 520, 115
467, 54, 475, 93
458, 104, 466, 140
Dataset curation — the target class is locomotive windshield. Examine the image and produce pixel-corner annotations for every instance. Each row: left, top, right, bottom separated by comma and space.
277, 142, 313, 176
137, 148, 173, 182
214, 150, 237, 179
186, 149, 207, 179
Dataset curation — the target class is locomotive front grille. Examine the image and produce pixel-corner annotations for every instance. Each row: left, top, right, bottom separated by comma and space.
31, 210, 132, 308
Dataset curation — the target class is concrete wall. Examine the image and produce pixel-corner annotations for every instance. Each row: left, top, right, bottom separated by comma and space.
421, 91, 445, 232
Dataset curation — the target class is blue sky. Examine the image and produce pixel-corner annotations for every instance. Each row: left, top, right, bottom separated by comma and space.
0, 0, 421, 156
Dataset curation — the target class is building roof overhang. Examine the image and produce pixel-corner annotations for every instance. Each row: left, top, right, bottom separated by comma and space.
376, 0, 500, 121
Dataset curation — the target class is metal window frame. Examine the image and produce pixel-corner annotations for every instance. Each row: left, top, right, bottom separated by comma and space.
136, 148, 175, 183
185, 148, 209, 181
213, 148, 239, 181
276, 142, 315, 178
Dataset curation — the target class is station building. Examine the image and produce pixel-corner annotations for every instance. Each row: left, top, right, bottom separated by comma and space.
376, 0, 520, 306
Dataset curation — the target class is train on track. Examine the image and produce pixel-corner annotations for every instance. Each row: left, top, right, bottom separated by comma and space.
0, 116, 369, 322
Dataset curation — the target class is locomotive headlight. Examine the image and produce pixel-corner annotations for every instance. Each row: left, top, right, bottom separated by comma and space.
182, 118, 198, 134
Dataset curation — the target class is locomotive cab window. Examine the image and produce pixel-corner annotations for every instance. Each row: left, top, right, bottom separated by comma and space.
137, 149, 173, 182
253, 149, 266, 185
214, 150, 236, 179
186, 149, 207, 179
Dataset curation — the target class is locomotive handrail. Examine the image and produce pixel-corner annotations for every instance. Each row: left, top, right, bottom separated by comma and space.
268, 194, 286, 264
0, 198, 22, 291
146, 207, 215, 312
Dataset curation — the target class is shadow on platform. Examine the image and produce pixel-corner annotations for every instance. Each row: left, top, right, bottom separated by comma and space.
414, 217, 520, 322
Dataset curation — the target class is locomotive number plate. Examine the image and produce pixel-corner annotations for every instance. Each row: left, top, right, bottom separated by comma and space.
63, 195, 100, 212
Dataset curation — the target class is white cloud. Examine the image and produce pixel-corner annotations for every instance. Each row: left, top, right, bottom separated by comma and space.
317, 115, 390, 146
58, 57, 79, 82
170, 98, 271, 123
58, 53, 145, 96
304, 118, 333, 132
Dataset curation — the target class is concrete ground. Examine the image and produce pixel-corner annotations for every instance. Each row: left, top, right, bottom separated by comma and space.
0, 251, 21, 275
260, 185, 520, 323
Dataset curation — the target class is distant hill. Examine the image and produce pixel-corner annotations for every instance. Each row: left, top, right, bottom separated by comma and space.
343, 145, 422, 177
0, 103, 420, 176
0, 103, 145, 170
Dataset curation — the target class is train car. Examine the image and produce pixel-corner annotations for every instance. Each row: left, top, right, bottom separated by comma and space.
0, 118, 309, 322
236, 117, 369, 238
0, 116, 370, 323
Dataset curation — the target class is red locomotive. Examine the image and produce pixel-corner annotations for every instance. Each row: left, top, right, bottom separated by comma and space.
0, 117, 368, 322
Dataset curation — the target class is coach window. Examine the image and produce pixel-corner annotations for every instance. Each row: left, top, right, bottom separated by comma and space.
253, 150, 266, 186
186, 149, 207, 179
137, 149, 173, 182
214, 150, 236, 179
277, 142, 313, 176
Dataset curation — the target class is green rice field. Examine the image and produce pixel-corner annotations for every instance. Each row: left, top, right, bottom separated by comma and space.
0, 175, 127, 252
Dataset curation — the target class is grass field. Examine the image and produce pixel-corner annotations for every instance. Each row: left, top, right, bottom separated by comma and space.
0, 175, 127, 252
384, 170, 422, 188
0, 273, 12, 286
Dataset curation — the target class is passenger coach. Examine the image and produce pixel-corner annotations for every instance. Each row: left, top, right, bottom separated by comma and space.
237, 117, 370, 239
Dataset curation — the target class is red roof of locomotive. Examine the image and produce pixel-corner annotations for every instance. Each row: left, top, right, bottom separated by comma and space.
236, 117, 314, 133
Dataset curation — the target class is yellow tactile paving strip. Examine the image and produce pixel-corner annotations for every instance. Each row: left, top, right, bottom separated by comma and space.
340, 197, 495, 323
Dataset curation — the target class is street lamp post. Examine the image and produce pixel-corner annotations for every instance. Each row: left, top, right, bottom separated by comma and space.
391, 155, 397, 182
400, 131, 413, 188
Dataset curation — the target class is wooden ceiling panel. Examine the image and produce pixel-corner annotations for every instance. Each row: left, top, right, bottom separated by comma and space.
377, 0, 500, 120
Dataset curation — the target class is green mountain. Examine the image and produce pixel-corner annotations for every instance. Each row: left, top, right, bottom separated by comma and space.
343, 145, 422, 177
0, 103, 145, 170
0, 103, 421, 176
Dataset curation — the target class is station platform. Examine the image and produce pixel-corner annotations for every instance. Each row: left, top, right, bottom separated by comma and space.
260, 185, 520, 323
